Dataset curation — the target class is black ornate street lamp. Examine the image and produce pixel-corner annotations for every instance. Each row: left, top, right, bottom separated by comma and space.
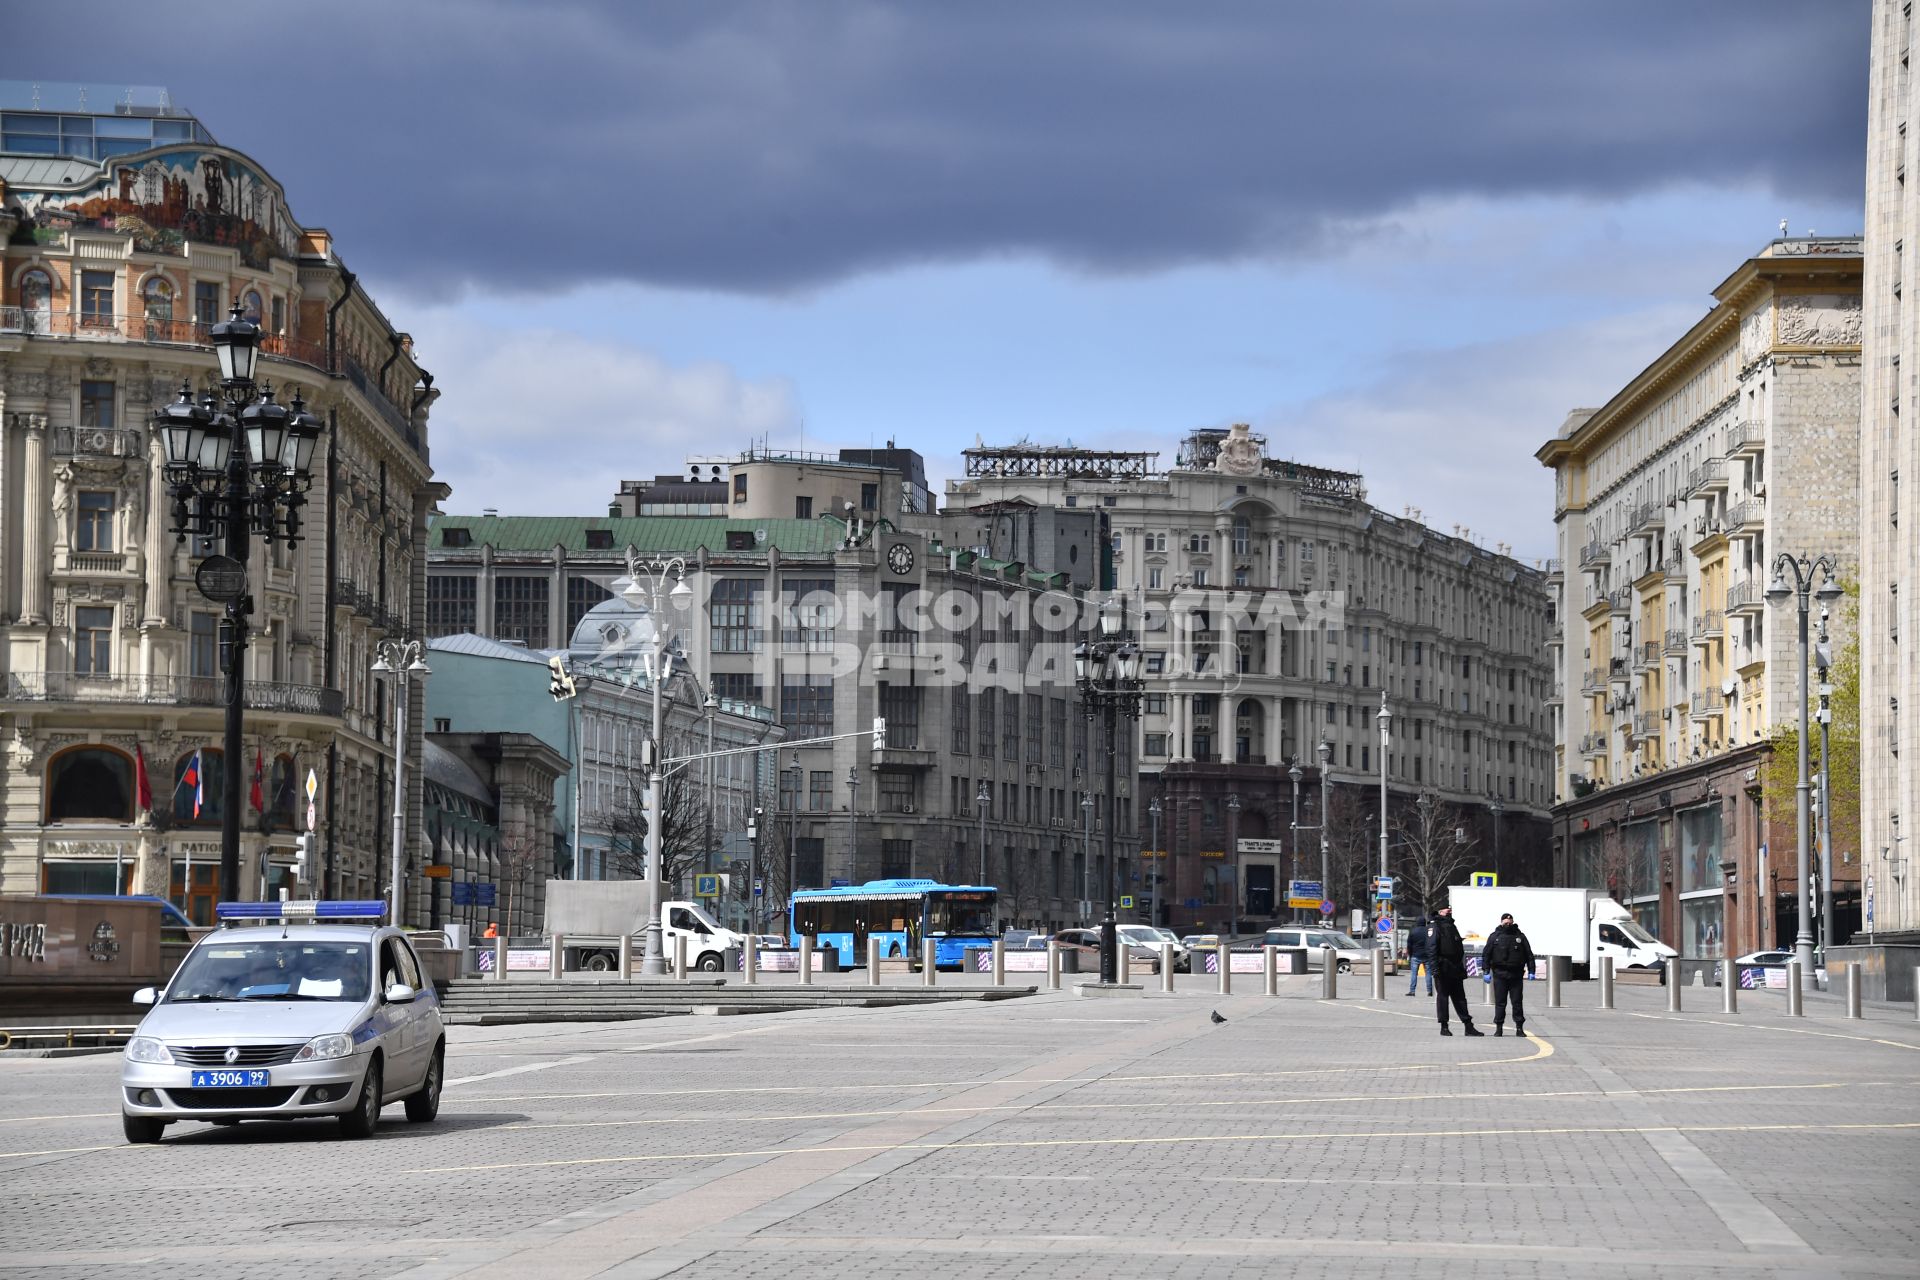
1766, 551, 1844, 980
1075, 596, 1145, 985
154, 306, 324, 904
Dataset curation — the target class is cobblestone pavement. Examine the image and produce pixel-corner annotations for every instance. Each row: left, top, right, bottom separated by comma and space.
2, 977, 1916, 1280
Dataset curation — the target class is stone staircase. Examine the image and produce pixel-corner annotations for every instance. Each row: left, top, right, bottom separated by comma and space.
439, 977, 1037, 1025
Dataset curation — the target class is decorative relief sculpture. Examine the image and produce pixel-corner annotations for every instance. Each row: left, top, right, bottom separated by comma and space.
1776, 294, 1863, 347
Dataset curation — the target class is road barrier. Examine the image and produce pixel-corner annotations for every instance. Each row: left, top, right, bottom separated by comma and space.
619, 933, 634, 981
1599, 956, 1615, 1009
992, 940, 1005, 986
1545, 955, 1562, 1008
550, 934, 565, 980
1161, 943, 1176, 993
1846, 962, 1863, 1019
1216, 944, 1231, 995
1785, 960, 1803, 1016
1320, 947, 1337, 999
1118, 945, 1131, 985
1370, 947, 1385, 1000
1047, 941, 1062, 991
1264, 945, 1279, 997
799, 935, 815, 986
867, 938, 882, 986
672, 934, 687, 981
922, 939, 938, 986
1722, 961, 1736, 1013
493, 935, 507, 982
1668, 965, 1683, 1012
742, 936, 757, 985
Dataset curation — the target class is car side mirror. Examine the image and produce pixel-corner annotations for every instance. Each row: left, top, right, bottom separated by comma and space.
384, 982, 417, 1004
132, 987, 157, 1006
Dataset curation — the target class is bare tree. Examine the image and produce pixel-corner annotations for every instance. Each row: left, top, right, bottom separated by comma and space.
604, 767, 710, 893
498, 831, 547, 940
1325, 784, 1380, 920
1392, 794, 1478, 915
1000, 848, 1044, 928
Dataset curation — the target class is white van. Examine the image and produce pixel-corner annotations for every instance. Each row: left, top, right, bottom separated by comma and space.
1449, 885, 1677, 978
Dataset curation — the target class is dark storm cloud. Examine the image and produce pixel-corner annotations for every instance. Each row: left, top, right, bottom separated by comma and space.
6, 1, 1865, 296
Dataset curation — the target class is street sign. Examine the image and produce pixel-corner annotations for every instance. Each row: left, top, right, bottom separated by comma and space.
1377, 916, 1394, 935
1184, 897, 1201, 909
474, 882, 496, 907
193, 554, 248, 603
1319, 899, 1336, 916
305, 769, 318, 801
1119, 894, 1135, 909
1287, 879, 1323, 909
1374, 876, 1395, 899
422, 864, 452, 879
753, 878, 764, 897
1470, 871, 1498, 888
695, 874, 720, 898
1237, 838, 1284, 853
451, 882, 471, 906
305, 802, 317, 832
453, 881, 494, 906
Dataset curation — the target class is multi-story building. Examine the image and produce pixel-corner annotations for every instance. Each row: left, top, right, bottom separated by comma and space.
0, 82, 440, 921
426, 506, 1127, 931
950, 427, 1555, 924
1537, 237, 1862, 959
613, 444, 929, 521
1862, 0, 1920, 937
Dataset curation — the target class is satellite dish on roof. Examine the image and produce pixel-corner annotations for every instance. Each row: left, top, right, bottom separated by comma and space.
755, 528, 767, 544
1721, 677, 1737, 697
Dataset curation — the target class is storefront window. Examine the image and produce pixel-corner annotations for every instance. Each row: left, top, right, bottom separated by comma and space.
1680, 895, 1724, 959
1679, 806, 1720, 894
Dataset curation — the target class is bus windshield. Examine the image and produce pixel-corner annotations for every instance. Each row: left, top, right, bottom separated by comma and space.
926, 892, 996, 935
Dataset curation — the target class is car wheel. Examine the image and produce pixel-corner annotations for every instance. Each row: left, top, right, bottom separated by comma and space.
339, 1056, 383, 1140
696, 951, 724, 972
584, 951, 614, 973
1337, 960, 1352, 975
122, 1112, 166, 1145
404, 1043, 444, 1123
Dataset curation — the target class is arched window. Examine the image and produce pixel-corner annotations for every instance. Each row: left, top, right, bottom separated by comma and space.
267, 754, 298, 830
242, 289, 263, 324
172, 749, 226, 826
45, 746, 134, 823
18, 269, 52, 331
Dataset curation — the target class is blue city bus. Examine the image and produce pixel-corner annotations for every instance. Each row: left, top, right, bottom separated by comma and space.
789, 879, 998, 969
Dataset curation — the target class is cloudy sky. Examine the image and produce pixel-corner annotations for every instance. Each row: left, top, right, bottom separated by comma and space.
10, 2, 1867, 558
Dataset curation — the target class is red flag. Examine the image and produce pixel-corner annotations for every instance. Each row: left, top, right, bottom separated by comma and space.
250, 748, 265, 814
134, 745, 153, 814
184, 750, 203, 819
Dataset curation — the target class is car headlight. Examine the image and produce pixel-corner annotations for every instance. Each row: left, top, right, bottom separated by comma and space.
293, 1033, 355, 1062
125, 1037, 174, 1065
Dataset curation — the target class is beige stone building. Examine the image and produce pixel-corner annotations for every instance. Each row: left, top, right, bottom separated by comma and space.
1861, 0, 1920, 936
1537, 238, 1862, 958
0, 88, 440, 921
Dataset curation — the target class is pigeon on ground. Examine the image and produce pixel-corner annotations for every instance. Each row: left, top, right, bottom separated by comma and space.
1210, 1010, 1226, 1025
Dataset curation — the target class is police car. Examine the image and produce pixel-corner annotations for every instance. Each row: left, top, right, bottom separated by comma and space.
119, 901, 444, 1144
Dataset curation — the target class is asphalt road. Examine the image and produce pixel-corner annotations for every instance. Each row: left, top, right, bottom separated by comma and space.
2, 979, 1917, 1280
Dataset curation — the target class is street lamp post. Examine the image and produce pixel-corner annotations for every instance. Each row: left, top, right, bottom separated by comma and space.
1080, 789, 1094, 921
703, 685, 718, 887
1074, 596, 1146, 985
786, 754, 802, 923
1376, 696, 1391, 882
154, 308, 324, 903
975, 781, 990, 888
1489, 795, 1505, 884
846, 766, 861, 884
618, 552, 696, 975
1225, 793, 1241, 935
371, 640, 431, 925
1317, 739, 1333, 920
1766, 552, 1843, 980
1148, 796, 1162, 928
1816, 607, 1836, 955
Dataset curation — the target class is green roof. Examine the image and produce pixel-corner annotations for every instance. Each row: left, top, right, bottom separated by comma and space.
429, 514, 848, 555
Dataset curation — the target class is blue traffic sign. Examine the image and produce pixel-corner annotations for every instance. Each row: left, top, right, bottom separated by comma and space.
1376, 916, 1394, 935
1318, 898, 1336, 916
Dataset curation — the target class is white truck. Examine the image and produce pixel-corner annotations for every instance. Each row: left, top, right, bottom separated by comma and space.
1448, 885, 1676, 979
543, 880, 748, 972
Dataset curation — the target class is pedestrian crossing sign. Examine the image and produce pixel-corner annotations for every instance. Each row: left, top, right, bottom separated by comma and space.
1470, 871, 1498, 887
695, 874, 720, 898
1119, 895, 1135, 909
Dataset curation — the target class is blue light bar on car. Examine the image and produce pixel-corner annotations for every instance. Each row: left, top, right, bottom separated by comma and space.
215, 901, 389, 921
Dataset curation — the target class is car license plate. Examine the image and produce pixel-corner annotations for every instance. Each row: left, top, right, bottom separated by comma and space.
190, 1069, 270, 1088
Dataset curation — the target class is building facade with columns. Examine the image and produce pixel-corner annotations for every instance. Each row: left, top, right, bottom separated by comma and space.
1536, 237, 1863, 959
948, 428, 1555, 925
0, 85, 440, 922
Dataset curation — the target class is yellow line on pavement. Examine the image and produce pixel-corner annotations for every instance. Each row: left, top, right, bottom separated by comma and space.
0, 1142, 147, 1161
400, 1119, 1920, 1175
1620, 1011, 1920, 1052
485, 1078, 1869, 1134
0, 1112, 117, 1124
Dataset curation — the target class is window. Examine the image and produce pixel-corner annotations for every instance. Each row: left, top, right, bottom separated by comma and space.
733, 474, 748, 503
19, 268, 52, 329
782, 676, 834, 738
1146, 652, 1164, 674
1188, 533, 1211, 554
584, 529, 614, 549
193, 281, 220, 325
1001, 691, 1021, 759
242, 290, 263, 324
1148, 567, 1163, 590
880, 838, 913, 877
795, 496, 813, 519
44, 746, 134, 823
426, 575, 477, 637
492, 576, 549, 646
80, 269, 114, 325
1146, 532, 1168, 553
712, 672, 762, 705
75, 492, 115, 551
267, 755, 298, 831
860, 482, 879, 511
978, 690, 996, 757
779, 768, 800, 811
270, 295, 285, 334
172, 750, 226, 826
1050, 698, 1067, 766
75, 606, 114, 676
565, 575, 613, 636
1145, 733, 1169, 756
710, 578, 763, 653
1025, 693, 1044, 762
189, 612, 219, 678
808, 770, 833, 811
440, 527, 471, 548
80, 381, 115, 429
1192, 568, 1208, 587
878, 773, 916, 814
781, 578, 836, 651
1231, 517, 1251, 555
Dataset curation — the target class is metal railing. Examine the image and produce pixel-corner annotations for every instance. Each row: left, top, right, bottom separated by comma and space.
52, 425, 143, 458
1632, 711, 1663, 738
1579, 541, 1608, 567
1635, 640, 1661, 668
1691, 610, 1725, 639
1664, 627, 1688, 655
4, 671, 343, 716
1690, 690, 1726, 718
1726, 419, 1765, 454
1726, 579, 1765, 612
1725, 499, 1765, 534
1579, 732, 1608, 755
1684, 458, 1728, 498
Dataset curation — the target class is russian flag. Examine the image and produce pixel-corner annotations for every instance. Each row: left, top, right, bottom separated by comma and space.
184, 750, 204, 819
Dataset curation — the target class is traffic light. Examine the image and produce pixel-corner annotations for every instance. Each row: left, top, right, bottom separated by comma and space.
872, 716, 887, 752
294, 831, 314, 881
548, 654, 577, 701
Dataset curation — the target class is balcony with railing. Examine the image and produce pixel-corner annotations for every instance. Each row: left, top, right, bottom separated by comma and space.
0, 307, 421, 459
1579, 541, 1609, 568
4, 671, 343, 717
1579, 732, 1608, 757
1634, 640, 1661, 670
1725, 499, 1765, 537
1631, 502, 1665, 535
52, 424, 143, 459
1726, 419, 1765, 458
1632, 711, 1663, 739
1689, 690, 1726, 720
1543, 558, 1565, 581
1581, 666, 1608, 695
1663, 627, 1689, 656
1726, 578, 1766, 615
1664, 550, 1688, 583
1691, 610, 1725, 643
1608, 586, 1634, 614
1684, 458, 1729, 499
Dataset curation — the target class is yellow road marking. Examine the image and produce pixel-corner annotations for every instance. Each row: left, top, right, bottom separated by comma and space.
1621, 1011, 1920, 1052
0, 1112, 117, 1125
487, 1078, 1870, 1134
401, 1120, 1920, 1175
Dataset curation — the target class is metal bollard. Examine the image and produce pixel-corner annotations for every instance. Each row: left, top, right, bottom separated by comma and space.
1846, 962, 1863, 1019
1216, 943, 1231, 995
1599, 956, 1615, 1009
1264, 945, 1279, 997
1483, 968, 1495, 1007
1370, 947, 1386, 1001
672, 933, 687, 980
799, 934, 815, 986
1722, 960, 1737, 1012
1119, 945, 1131, 985
742, 935, 757, 985
1785, 960, 1803, 1017
1161, 943, 1176, 993
1320, 947, 1337, 999
1914, 967, 1920, 1022
992, 939, 1006, 987
1545, 955, 1562, 1008
1668, 963, 1683, 1012
868, 937, 883, 987
550, 933, 565, 980
618, 933, 634, 981
492, 934, 507, 982
1047, 940, 1062, 991
922, 939, 938, 986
